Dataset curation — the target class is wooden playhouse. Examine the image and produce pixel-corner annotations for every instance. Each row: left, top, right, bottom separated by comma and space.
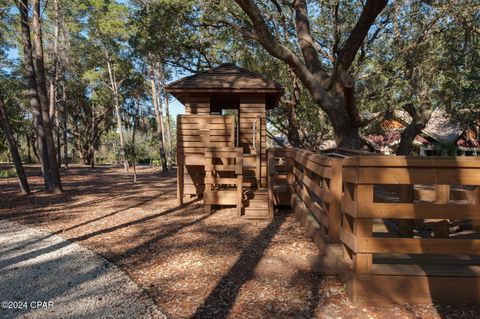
167, 64, 480, 304
165, 64, 286, 219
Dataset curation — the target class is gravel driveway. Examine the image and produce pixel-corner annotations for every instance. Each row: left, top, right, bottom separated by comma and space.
0, 219, 166, 319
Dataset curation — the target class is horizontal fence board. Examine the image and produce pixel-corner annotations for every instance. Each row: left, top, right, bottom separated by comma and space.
178, 129, 232, 136
344, 156, 480, 168
178, 123, 234, 130
293, 156, 332, 179
356, 167, 480, 185
294, 150, 333, 166
357, 237, 480, 254
354, 274, 480, 304
178, 141, 230, 147
358, 203, 480, 219
204, 190, 238, 205
293, 167, 330, 203
178, 117, 234, 124
371, 263, 480, 277
179, 135, 233, 142
294, 184, 329, 228
342, 168, 358, 183
340, 228, 357, 252
342, 197, 357, 217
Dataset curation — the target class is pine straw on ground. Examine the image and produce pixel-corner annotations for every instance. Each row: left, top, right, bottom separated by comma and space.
1, 165, 479, 319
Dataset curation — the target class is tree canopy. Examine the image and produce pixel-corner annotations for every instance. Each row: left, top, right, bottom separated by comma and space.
1, 0, 479, 192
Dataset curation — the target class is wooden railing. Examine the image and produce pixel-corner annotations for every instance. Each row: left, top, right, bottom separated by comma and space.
341, 156, 480, 303
267, 148, 294, 217
268, 148, 342, 242
267, 148, 480, 303
204, 147, 243, 216
290, 149, 343, 243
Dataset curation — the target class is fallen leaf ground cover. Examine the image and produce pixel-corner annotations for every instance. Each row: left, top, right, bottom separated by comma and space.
1, 165, 479, 319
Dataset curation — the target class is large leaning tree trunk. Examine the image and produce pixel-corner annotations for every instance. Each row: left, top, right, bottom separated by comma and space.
0, 95, 30, 194
229, 0, 387, 148
18, 0, 54, 190
32, 0, 63, 193
396, 101, 432, 156
149, 61, 168, 172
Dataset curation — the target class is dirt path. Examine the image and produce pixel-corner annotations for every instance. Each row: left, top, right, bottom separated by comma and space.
0, 166, 478, 318
0, 219, 165, 319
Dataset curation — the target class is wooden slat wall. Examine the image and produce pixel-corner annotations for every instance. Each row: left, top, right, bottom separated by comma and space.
290, 149, 342, 243
177, 115, 235, 199
184, 96, 211, 114
267, 148, 342, 242
239, 97, 267, 187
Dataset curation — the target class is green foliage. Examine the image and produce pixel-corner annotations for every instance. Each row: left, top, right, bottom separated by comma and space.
3, 0, 479, 160
124, 141, 147, 165
0, 168, 17, 178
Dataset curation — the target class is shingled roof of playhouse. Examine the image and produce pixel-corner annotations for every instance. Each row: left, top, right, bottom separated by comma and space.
165, 63, 284, 109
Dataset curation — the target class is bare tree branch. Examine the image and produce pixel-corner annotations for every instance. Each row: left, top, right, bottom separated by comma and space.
338, 0, 388, 69
293, 0, 326, 74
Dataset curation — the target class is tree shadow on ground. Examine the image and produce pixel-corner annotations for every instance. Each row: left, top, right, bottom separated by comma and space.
190, 212, 288, 319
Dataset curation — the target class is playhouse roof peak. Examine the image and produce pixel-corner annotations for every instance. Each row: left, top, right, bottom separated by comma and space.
165, 64, 283, 109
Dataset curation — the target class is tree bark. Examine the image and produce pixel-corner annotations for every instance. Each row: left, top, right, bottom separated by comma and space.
232, 0, 387, 149
106, 58, 128, 171
157, 62, 173, 168
396, 102, 432, 155
18, 0, 53, 190
26, 132, 32, 163
51, 0, 61, 165
149, 61, 168, 172
286, 72, 302, 147
0, 95, 30, 194
32, 0, 63, 193
61, 79, 68, 169
132, 99, 139, 183
48, 0, 60, 119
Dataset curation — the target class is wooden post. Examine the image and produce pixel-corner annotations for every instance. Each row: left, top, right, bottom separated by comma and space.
230, 115, 235, 146
473, 186, 480, 231
204, 154, 212, 214
236, 148, 243, 217
435, 184, 450, 203
398, 185, 414, 237
434, 184, 450, 238
255, 116, 261, 187
354, 184, 373, 274
177, 154, 184, 206
267, 149, 274, 218
286, 151, 294, 192
329, 158, 342, 243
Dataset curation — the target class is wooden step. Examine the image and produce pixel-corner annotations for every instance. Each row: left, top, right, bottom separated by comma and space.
247, 199, 268, 208
242, 207, 269, 219
242, 187, 270, 219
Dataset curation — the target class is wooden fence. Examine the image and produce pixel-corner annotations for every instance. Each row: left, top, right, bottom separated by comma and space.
341, 156, 480, 304
268, 148, 480, 304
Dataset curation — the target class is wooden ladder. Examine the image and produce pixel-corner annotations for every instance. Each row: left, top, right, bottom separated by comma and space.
204, 147, 243, 216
